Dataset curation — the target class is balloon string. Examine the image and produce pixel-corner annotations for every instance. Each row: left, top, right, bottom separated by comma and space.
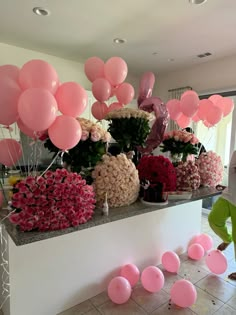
35, 139, 43, 176
7, 127, 24, 176
38, 151, 61, 179
0, 180, 8, 205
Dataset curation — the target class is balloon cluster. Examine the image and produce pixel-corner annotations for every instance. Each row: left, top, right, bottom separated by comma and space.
0, 60, 88, 158
166, 90, 234, 129
84, 56, 135, 120
137, 72, 169, 154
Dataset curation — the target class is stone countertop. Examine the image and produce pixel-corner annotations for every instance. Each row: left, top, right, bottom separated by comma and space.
1, 187, 221, 246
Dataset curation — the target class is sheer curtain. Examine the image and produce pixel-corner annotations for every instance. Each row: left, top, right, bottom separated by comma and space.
167, 86, 192, 131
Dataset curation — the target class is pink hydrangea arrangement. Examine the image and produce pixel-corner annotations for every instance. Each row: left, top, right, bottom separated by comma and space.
196, 151, 223, 187
9, 168, 96, 231
175, 161, 201, 190
92, 154, 140, 207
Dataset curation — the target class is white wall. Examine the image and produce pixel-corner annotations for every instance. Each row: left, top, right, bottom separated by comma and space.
156, 54, 236, 102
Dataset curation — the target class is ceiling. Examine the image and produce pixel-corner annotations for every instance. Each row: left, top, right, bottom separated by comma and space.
1, 0, 236, 76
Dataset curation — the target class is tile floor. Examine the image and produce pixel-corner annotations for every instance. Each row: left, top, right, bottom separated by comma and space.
58, 212, 236, 315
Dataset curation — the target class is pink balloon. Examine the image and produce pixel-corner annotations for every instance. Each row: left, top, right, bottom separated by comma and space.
209, 94, 223, 105
104, 57, 128, 86
0, 139, 22, 167
0, 65, 20, 81
17, 118, 35, 139
91, 101, 109, 120
180, 94, 199, 118
56, 82, 87, 117
92, 78, 111, 102
192, 113, 200, 122
48, 115, 82, 150
170, 279, 197, 308
116, 83, 134, 105
107, 276, 131, 304
205, 105, 223, 125
84, 57, 104, 82
188, 243, 205, 260
0, 77, 21, 125
181, 90, 199, 100
141, 266, 164, 293
205, 250, 227, 274
138, 72, 155, 106
19, 59, 59, 94
161, 251, 180, 273
216, 97, 234, 117
192, 233, 213, 251
18, 88, 58, 131
0, 191, 3, 208
110, 86, 119, 97
197, 99, 213, 121
108, 102, 123, 112
203, 120, 213, 128
176, 113, 191, 128
166, 99, 181, 120
120, 264, 140, 287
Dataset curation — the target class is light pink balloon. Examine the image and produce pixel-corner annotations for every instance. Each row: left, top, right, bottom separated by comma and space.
141, 266, 164, 293
203, 120, 213, 128
176, 113, 191, 129
107, 276, 131, 304
120, 264, 140, 287
138, 72, 155, 106
18, 88, 58, 131
216, 97, 234, 117
197, 99, 213, 121
192, 233, 213, 251
205, 105, 222, 125
104, 57, 128, 86
181, 90, 199, 100
0, 139, 22, 167
0, 77, 21, 125
170, 279, 197, 308
19, 59, 59, 94
205, 250, 227, 274
17, 118, 35, 139
0, 65, 20, 81
161, 251, 180, 273
56, 82, 87, 117
180, 94, 199, 118
0, 191, 3, 207
110, 86, 119, 97
84, 57, 104, 82
166, 99, 181, 120
48, 115, 82, 150
116, 83, 134, 105
192, 113, 200, 122
209, 94, 223, 105
188, 243, 205, 260
108, 102, 123, 112
91, 101, 109, 120
92, 78, 111, 102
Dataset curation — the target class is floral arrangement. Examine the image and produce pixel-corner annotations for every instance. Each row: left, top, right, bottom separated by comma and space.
196, 151, 223, 187
44, 118, 111, 181
9, 168, 96, 231
160, 130, 199, 162
92, 154, 140, 208
175, 161, 201, 190
105, 108, 152, 154
137, 155, 177, 191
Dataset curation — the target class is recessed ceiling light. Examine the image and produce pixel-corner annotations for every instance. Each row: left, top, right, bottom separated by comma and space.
189, 0, 207, 4
113, 38, 127, 44
168, 58, 175, 62
33, 7, 50, 16
152, 52, 158, 55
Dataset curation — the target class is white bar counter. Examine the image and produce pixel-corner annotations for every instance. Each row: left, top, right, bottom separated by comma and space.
1, 187, 220, 315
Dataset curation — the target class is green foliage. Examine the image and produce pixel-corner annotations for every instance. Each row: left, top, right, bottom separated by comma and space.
107, 117, 150, 152
160, 138, 198, 162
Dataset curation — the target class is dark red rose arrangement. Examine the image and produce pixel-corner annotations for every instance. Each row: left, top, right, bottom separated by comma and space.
9, 168, 95, 231
137, 155, 177, 191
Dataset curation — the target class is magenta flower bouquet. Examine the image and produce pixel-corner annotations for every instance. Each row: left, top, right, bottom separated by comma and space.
9, 168, 96, 231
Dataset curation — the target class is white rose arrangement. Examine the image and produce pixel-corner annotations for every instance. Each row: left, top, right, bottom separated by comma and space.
92, 153, 140, 207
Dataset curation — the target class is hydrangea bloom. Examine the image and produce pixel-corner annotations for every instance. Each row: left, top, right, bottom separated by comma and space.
9, 169, 95, 231
175, 161, 201, 190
